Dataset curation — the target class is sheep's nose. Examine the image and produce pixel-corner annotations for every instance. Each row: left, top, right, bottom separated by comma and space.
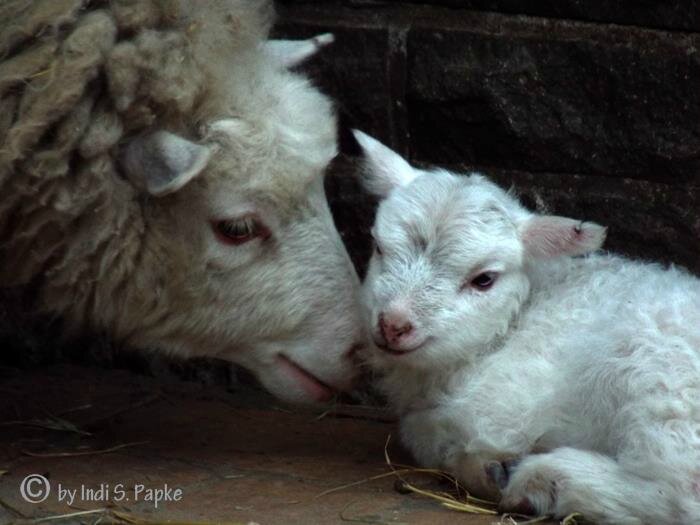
378, 312, 414, 344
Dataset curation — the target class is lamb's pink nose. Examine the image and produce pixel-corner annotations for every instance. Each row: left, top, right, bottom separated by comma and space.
379, 312, 414, 344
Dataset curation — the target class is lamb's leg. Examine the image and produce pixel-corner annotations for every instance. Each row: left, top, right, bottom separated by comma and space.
447, 355, 558, 500
453, 453, 517, 502
500, 447, 700, 525
399, 407, 523, 501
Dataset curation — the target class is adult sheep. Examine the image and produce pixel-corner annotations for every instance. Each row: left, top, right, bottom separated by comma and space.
0, 0, 364, 404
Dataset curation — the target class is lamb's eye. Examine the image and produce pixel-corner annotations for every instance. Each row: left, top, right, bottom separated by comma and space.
213, 216, 269, 245
470, 272, 497, 291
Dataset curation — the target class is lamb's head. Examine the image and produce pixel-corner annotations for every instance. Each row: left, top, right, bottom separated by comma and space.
102, 37, 364, 404
354, 131, 606, 370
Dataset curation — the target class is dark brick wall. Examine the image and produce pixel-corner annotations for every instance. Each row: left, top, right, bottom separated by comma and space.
277, 0, 700, 275
296, 0, 700, 33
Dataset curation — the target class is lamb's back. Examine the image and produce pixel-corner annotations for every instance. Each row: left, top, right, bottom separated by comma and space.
520, 253, 700, 358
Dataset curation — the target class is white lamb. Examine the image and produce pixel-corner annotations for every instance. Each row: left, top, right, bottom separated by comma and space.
354, 130, 700, 525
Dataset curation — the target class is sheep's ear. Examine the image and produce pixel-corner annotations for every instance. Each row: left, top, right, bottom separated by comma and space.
352, 130, 418, 198
265, 33, 334, 68
121, 131, 210, 196
520, 215, 607, 259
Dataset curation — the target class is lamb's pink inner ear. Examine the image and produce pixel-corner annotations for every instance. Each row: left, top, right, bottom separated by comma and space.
521, 215, 607, 259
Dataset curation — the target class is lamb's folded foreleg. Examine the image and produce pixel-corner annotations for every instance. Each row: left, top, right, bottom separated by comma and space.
401, 400, 549, 500
399, 406, 520, 501
446, 354, 558, 500
501, 447, 700, 525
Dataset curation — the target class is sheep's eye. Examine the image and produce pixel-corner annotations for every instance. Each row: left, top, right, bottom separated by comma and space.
470, 272, 497, 291
213, 216, 269, 245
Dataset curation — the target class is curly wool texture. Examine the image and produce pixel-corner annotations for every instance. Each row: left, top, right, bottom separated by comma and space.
0, 0, 272, 301
0, 1, 366, 406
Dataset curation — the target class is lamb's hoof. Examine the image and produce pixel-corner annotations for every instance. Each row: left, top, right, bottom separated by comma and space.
499, 455, 558, 517
485, 461, 509, 489
485, 458, 522, 490
498, 496, 536, 516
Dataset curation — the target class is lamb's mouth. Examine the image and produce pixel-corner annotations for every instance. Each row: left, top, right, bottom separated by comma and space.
276, 354, 335, 402
376, 337, 431, 356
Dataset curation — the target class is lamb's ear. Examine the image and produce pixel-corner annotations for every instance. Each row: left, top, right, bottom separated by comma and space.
352, 130, 418, 198
121, 131, 211, 197
265, 33, 334, 68
519, 215, 607, 259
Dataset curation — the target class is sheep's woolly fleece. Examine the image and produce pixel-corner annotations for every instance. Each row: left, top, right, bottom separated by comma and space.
0, 0, 271, 295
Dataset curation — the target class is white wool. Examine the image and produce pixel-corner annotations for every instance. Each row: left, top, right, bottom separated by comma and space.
0, 1, 364, 405
357, 131, 700, 524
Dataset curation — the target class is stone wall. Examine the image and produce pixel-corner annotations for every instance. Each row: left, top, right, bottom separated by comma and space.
277, 0, 700, 275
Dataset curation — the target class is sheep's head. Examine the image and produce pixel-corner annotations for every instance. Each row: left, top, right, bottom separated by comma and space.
0, 0, 360, 405
354, 131, 606, 371
105, 36, 364, 404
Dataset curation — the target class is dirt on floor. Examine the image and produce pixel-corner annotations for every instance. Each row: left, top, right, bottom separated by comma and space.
0, 364, 553, 525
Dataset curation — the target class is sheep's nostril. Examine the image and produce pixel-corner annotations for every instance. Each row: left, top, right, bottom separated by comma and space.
379, 312, 415, 344
394, 322, 413, 337
385, 321, 413, 341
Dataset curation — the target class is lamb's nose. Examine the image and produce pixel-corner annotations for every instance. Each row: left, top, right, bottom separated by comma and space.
378, 313, 414, 343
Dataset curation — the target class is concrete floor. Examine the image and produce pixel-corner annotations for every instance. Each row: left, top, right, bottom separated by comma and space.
0, 364, 551, 525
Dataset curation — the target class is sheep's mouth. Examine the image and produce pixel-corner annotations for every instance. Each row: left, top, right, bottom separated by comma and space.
378, 344, 416, 356
376, 337, 431, 356
276, 354, 335, 402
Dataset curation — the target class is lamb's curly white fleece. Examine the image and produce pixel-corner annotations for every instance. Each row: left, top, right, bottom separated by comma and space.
355, 130, 700, 525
